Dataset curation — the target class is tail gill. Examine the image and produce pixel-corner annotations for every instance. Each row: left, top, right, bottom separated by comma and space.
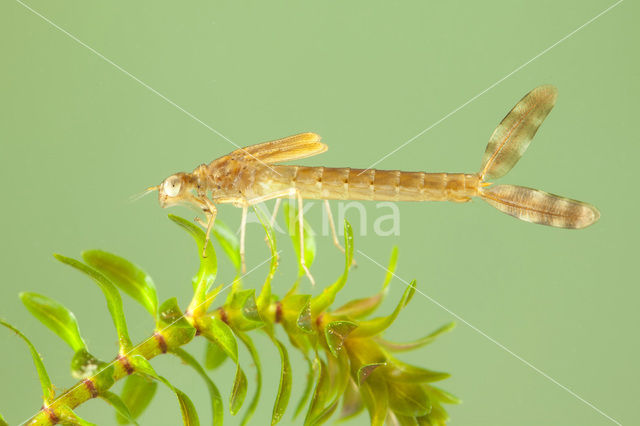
476, 85, 600, 229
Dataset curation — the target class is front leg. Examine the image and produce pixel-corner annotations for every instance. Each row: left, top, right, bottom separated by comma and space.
200, 199, 218, 258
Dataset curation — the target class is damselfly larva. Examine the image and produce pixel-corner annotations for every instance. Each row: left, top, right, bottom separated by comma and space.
148, 85, 599, 283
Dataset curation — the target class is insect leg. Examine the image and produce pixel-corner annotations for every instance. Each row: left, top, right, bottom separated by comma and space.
201, 200, 218, 258
323, 200, 357, 267
296, 190, 316, 286
269, 198, 282, 228
244, 190, 293, 261
264, 198, 282, 243
239, 204, 248, 273
194, 216, 207, 229
323, 200, 342, 251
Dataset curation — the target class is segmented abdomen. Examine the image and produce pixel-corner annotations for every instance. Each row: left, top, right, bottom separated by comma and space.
260, 166, 479, 202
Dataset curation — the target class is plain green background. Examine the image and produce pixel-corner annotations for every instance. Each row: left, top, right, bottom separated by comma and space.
1, 1, 637, 425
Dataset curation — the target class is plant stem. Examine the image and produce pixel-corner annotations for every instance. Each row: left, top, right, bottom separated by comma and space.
25, 324, 187, 425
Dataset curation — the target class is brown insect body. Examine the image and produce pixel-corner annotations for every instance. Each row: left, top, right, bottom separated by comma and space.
152, 85, 600, 279
254, 166, 479, 202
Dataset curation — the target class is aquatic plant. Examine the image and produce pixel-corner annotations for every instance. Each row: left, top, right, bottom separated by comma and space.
1, 207, 457, 425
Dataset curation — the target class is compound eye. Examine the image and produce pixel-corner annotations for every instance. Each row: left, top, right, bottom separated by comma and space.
164, 176, 182, 197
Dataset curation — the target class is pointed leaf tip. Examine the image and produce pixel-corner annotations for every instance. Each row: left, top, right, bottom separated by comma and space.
332, 245, 397, 319
198, 317, 247, 416
54, 254, 132, 351
310, 220, 354, 316
0, 319, 54, 403
387, 381, 431, 417
171, 349, 223, 426
82, 250, 158, 322
129, 355, 200, 425
230, 366, 248, 416
234, 332, 262, 426
377, 322, 456, 352
268, 335, 291, 425
350, 279, 417, 339
20, 292, 87, 353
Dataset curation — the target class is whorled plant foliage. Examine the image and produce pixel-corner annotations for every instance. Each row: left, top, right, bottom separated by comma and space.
0, 204, 458, 425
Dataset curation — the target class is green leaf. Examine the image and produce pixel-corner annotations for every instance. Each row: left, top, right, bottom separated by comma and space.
311, 350, 350, 425
324, 320, 358, 357
226, 289, 264, 331
360, 373, 388, 426
266, 334, 292, 425
348, 338, 387, 368
253, 204, 278, 312
357, 362, 387, 386
0, 412, 7, 426
93, 363, 117, 393
293, 356, 315, 419
198, 316, 248, 415
332, 246, 397, 318
117, 374, 157, 424
230, 365, 248, 416
0, 319, 54, 403
58, 406, 98, 425
280, 294, 312, 334
338, 378, 364, 421
387, 381, 431, 417
19, 292, 86, 353
425, 385, 461, 405
239, 290, 262, 324
171, 348, 223, 426
234, 332, 262, 426
417, 401, 449, 425
283, 201, 316, 279
204, 341, 227, 370
54, 254, 132, 352
100, 391, 138, 425
303, 358, 331, 426
310, 221, 354, 316
83, 250, 159, 322
169, 214, 217, 307
199, 316, 238, 362
350, 279, 417, 339
212, 220, 242, 274
383, 361, 450, 384
394, 414, 420, 426
130, 355, 200, 425
296, 300, 312, 333
157, 298, 197, 348
376, 322, 455, 352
